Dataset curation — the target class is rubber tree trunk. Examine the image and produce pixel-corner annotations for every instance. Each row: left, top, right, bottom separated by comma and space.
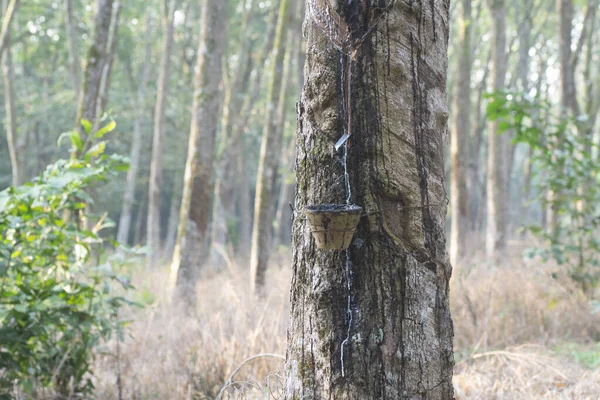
0, 0, 19, 60
485, 0, 508, 259
213, 0, 255, 257
249, 0, 291, 293
116, 16, 152, 246
93, 0, 121, 132
284, 1, 454, 398
64, 0, 81, 93
147, 0, 176, 269
235, 1, 280, 258
273, 0, 305, 250
75, 0, 114, 134
170, 0, 228, 303
449, 0, 472, 267
2, 39, 22, 186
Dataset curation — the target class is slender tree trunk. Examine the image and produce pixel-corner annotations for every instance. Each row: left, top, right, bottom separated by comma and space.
64, 0, 81, 93
164, 188, 180, 261
284, 1, 453, 398
232, 1, 281, 259
485, 0, 508, 258
170, 0, 228, 303
515, 0, 533, 230
273, 135, 296, 248
75, 0, 114, 133
134, 198, 146, 246
0, 0, 18, 59
450, 0, 472, 266
548, 0, 573, 237
249, 0, 291, 292
469, 52, 490, 234
2, 37, 22, 186
94, 0, 121, 131
213, 0, 255, 255
273, 0, 304, 250
116, 15, 152, 245
147, 0, 176, 269
238, 146, 252, 257
227, 0, 281, 259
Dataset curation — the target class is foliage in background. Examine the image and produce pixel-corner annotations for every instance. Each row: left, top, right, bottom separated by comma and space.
487, 91, 600, 292
0, 122, 137, 398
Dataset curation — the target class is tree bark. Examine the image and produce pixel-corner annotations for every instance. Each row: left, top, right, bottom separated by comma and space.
0, 0, 18, 60
213, 0, 256, 256
64, 0, 81, 93
249, 0, 291, 292
75, 0, 114, 134
147, 0, 177, 269
284, 1, 454, 398
93, 0, 121, 132
116, 14, 152, 246
233, 1, 281, 258
449, 0, 471, 266
2, 36, 22, 186
170, 0, 228, 302
485, 0, 508, 258
273, 0, 305, 250
469, 51, 490, 233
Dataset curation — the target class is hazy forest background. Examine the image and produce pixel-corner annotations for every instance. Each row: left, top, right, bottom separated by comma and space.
1, 0, 600, 398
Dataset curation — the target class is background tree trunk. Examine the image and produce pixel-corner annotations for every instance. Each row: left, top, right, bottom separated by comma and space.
64, 0, 81, 93
234, 0, 281, 259
75, 0, 114, 132
116, 14, 152, 246
170, 0, 228, 303
2, 36, 22, 186
485, 0, 508, 258
284, 1, 454, 398
147, 0, 176, 269
450, 0, 472, 266
212, 0, 255, 257
249, 0, 291, 292
0, 0, 19, 60
94, 0, 121, 132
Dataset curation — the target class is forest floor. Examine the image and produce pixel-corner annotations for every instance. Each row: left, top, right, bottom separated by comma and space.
94, 244, 600, 399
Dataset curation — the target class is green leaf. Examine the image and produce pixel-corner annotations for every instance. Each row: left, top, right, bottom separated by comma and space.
94, 120, 117, 139
58, 130, 84, 153
84, 141, 107, 161
81, 119, 93, 134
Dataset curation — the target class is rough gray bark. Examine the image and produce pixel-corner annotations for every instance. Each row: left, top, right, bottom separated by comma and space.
449, 0, 471, 266
170, 0, 228, 302
485, 0, 508, 258
116, 15, 152, 246
147, 0, 176, 268
249, 0, 291, 292
284, 1, 454, 398
64, 0, 81, 93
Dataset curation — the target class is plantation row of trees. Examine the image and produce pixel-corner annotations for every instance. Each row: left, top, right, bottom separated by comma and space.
0, 0, 305, 295
0, 0, 598, 287
1, 0, 599, 397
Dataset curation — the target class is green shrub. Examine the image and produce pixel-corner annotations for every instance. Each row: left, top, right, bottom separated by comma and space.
487, 92, 600, 292
0, 122, 136, 398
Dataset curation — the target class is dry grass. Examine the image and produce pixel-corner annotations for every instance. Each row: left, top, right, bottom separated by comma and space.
94, 266, 290, 399
93, 243, 600, 399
